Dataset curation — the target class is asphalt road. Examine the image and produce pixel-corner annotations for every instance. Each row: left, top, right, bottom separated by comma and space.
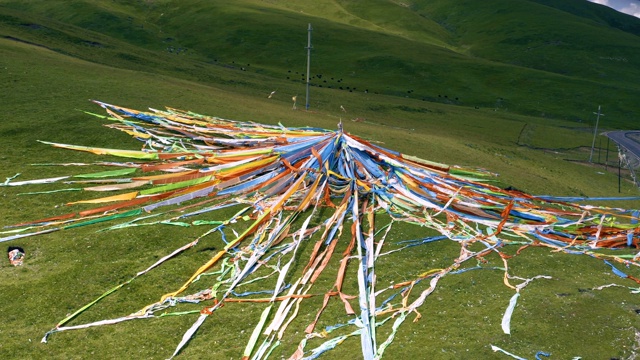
604, 131, 640, 158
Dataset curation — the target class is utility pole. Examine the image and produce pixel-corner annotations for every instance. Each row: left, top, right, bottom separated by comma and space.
598, 137, 602, 163
589, 105, 604, 163
305, 23, 313, 111
605, 137, 610, 171
619, 157, 622, 193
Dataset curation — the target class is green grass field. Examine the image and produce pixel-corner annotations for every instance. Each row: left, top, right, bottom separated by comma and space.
1, 1, 640, 359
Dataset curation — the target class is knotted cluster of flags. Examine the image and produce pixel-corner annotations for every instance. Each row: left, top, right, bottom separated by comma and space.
2, 101, 639, 359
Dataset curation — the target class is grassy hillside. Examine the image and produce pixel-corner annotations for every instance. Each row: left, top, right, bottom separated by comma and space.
1, 0, 639, 123
1, 1, 640, 359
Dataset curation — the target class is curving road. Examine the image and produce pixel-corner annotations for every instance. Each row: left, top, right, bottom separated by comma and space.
604, 131, 640, 158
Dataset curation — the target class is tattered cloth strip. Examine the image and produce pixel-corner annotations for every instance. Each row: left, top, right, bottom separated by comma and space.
491, 345, 527, 360
3, 101, 640, 359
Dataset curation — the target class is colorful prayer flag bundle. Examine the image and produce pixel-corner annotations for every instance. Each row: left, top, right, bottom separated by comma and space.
2, 101, 639, 359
